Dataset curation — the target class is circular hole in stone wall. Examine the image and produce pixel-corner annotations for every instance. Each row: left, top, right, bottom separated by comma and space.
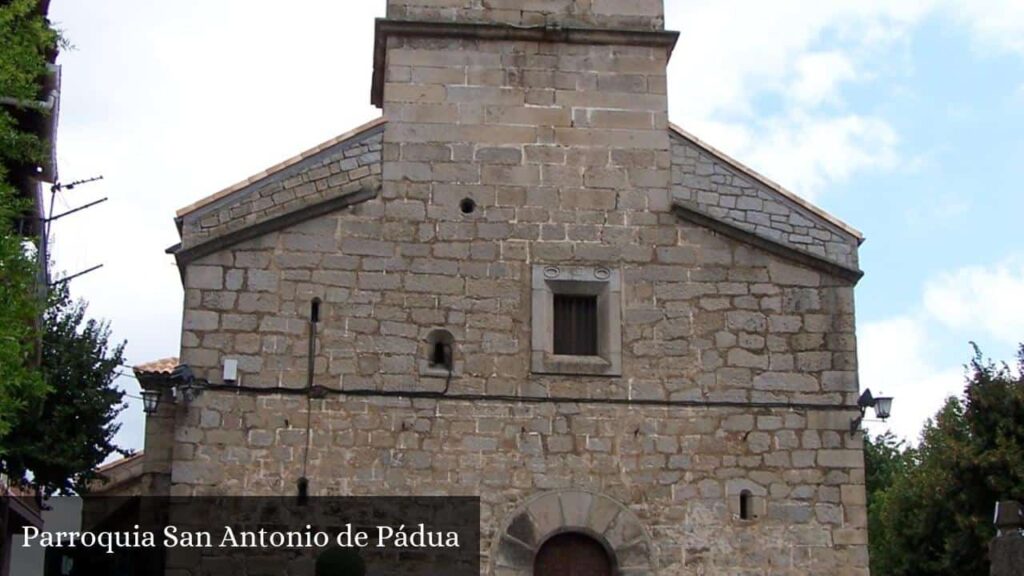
459, 197, 477, 215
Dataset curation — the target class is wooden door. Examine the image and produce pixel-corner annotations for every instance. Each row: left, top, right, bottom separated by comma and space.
533, 532, 613, 576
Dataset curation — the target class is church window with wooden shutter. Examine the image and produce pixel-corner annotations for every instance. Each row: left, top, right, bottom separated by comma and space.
531, 265, 621, 376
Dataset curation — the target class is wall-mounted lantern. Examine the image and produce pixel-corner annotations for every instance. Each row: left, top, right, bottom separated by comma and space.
140, 364, 206, 416
140, 389, 162, 415
873, 395, 893, 420
850, 388, 894, 434
170, 364, 205, 404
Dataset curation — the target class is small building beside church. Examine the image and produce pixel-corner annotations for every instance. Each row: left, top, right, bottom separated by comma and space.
139, 1, 871, 573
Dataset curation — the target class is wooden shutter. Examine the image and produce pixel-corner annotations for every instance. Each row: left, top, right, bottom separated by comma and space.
553, 295, 598, 356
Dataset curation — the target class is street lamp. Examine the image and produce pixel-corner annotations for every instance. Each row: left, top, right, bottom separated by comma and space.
141, 389, 161, 415
850, 388, 895, 434
139, 364, 206, 416
874, 395, 894, 420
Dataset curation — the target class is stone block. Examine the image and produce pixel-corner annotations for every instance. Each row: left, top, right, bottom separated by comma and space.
807, 411, 854, 431
832, 528, 868, 545
753, 372, 818, 392
728, 349, 768, 369
818, 450, 864, 469
183, 310, 218, 331
475, 147, 522, 165
186, 266, 223, 290
247, 270, 279, 292
841, 484, 866, 506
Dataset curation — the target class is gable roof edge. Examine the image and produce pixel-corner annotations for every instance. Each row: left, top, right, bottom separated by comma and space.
669, 123, 864, 244
673, 200, 863, 284
171, 181, 379, 274
175, 116, 387, 218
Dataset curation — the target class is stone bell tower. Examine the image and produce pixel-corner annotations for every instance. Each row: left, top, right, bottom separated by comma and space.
371, 0, 679, 231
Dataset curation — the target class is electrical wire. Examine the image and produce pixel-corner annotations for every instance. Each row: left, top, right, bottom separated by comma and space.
195, 380, 855, 412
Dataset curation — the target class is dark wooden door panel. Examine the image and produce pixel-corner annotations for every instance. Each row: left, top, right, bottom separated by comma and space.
534, 532, 613, 576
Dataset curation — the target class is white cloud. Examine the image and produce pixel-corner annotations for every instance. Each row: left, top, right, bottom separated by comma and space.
923, 257, 1024, 344
791, 51, 858, 107
665, 0, 929, 119
681, 112, 899, 202
742, 113, 898, 201
947, 0, 1024, 57
860, 256, 1024, 442
858, 315, 964, 442
663, 0, 1024, 200
903, 192, 969, 233
664, 1, 921, 199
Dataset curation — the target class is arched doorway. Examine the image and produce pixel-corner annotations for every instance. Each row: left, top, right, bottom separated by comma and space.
534, 532, 614, 576
491, 490, 655, 574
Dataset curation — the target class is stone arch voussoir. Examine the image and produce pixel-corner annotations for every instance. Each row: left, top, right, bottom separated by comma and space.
490, 489, 656, 575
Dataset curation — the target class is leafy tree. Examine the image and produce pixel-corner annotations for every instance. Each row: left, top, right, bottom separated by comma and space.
864, 430, 914, 573
1, 0, 126, 498
0, 0, 60, 444
865, 431, 912, 502
867, 344, 1024, 575
0, 186, 44, 441
0, 284, 127, 495
0, 0, 57, 168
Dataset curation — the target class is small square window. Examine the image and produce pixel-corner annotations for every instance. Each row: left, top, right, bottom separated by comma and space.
531, 265, 621, 376
553, 295, 598, 356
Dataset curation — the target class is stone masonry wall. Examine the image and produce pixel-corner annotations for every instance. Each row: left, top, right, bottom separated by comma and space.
179, 127, 383, 250
167, 3, 869, 572
168, 392, 867, 574
386, 0, 665, 31
175, 195, 865, 573
671, 133, 860, 270
179, 209, 858, 404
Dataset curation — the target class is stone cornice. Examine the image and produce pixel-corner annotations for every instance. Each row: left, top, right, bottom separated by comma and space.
371, 18, 680, 107
672, 200, 864, 284
170, 182, 378, 276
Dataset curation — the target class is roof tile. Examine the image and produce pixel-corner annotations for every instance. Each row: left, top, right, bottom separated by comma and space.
133, 357, 179, 375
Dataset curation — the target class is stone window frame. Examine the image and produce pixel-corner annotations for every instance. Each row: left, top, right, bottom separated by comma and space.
531, 264, 621, 376
418, 328, 461, 379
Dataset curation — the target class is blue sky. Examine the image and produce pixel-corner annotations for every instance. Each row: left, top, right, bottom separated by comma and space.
46, 1, 1024, 451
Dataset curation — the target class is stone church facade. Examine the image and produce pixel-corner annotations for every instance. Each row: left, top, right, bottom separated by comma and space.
139, 1, 870, 573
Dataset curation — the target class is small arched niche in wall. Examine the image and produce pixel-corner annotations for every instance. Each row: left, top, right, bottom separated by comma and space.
419, 328, 459, 378
726, 479, 766, 522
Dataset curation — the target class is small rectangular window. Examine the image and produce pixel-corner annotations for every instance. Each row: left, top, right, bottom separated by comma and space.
553, 294, 598, 356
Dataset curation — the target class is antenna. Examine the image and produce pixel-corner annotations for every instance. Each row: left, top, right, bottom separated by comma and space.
42, 174, 105, 288
49, 264, 104, 287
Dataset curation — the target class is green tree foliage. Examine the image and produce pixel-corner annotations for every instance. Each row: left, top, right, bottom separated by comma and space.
0, 0, 56, 166
0, 185, 43, 440
0, 0, 60, 444
1, 0, 126, 496
867, 344, 1024, 575
0, 0, 58, 100
0, 285, 126, 495
864, 430, 914, 573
